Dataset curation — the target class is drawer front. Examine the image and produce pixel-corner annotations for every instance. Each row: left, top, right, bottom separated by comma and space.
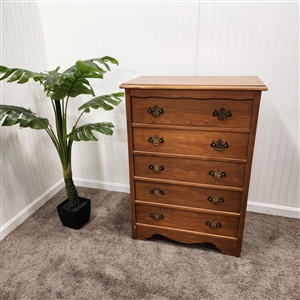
133, 127, 249, 159
134, 155, 246, 188
135, 181, 242, 213
136, 204, 239, 237
132, 98, 253, 129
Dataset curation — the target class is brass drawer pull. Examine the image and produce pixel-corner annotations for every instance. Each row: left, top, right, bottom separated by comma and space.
205, 221, 222, 229
148, 105, 164, 117
150, 188, 165, 196
209, 169, 226, 180
149, 164, 164, 173
207, 195, 224, 205
212, 107, 232, 120
150, 213, 164, 220
148, 135, 164, 146
210, 139, 229, 151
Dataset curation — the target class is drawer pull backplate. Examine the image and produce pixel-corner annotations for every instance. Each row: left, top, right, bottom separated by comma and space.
207, 195, 224, 205
150, 188, 165, 196
209, 169, 226, 180
212, 107, 232, 120
205, 221, 222, 229
148, 135, 164, 146
148, 105, 164, 117
149, 164, 164, 173
210, 139, 229, 151
150, 213, 164, 221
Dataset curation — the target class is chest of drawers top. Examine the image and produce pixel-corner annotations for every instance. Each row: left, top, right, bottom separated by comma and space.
120, 76, 268, 91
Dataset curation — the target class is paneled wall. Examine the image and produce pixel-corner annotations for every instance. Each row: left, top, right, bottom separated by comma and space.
38, 1, 299, 211
195, 2, 299, 211
1, 1, 299, 238
1, 2, 62, 238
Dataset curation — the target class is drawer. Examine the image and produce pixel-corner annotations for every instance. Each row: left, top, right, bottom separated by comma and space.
136, 204, 239, 237
134, 155, 246, 188
135, 180, 242, 213
131, 98, 253, 129
133, 127, 249, 160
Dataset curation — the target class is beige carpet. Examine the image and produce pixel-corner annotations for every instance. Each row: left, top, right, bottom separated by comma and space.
1, 187, 299, 300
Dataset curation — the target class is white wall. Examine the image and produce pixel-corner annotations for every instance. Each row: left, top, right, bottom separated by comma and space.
1, 2, 63, 239
1, 1, 299, 238
38, 1, 299, 212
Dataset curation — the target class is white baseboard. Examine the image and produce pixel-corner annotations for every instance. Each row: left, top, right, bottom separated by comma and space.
74, 177, 130, 193
0, 179, 129, 241
75, 178, 299, 219
0, 180, 64, 241
1, 179, 298, 241
247, 201, 300, 219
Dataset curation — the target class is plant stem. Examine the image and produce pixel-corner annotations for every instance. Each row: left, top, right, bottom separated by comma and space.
54, 100, 63, 136
63, 163, 78, 207
74, 110, 85, 129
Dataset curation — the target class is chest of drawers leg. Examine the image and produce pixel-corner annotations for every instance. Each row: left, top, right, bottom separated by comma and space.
121, 76, 267, 257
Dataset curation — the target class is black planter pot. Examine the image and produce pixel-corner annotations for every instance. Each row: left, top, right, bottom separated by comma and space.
57, 197, 91, 230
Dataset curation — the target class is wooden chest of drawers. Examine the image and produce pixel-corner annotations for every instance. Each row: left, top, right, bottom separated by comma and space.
120, 76, 267, 257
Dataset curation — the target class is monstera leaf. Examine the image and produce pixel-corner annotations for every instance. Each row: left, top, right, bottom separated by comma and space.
47, 57, 119, 100
0, 66, 44, 84
78, 92, 123, 113
69, 122, 114, 141
0, 56, 119, 101
64, 56, 119, 74
0, 105, 49, 129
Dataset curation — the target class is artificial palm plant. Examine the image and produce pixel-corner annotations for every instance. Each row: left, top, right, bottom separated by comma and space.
0, 56, 123, 208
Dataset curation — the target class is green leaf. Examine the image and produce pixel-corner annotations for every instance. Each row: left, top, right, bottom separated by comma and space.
44, 57, 114, 100
0, 56, 120, 101
73, 60, 106, 79
0, 66, 44, 83
91, 57, 119, 72
42, 67, 61, 90
78, 92, 123, 113
46, 72, 95, 100
69, 122, 114, 141
0, 105, 50, 130
64, 56, 118, 74
101, 56, 119, 65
